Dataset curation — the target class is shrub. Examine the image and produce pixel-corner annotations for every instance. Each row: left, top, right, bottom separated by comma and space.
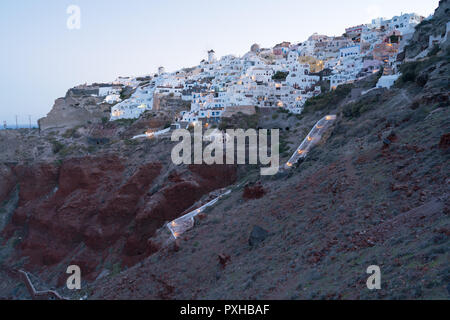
303, 83, 352, 114
62, 128, 76, 139
399, 61, 419, 83
342, 94, 381, 118
50, 140, 64, 154
272, 71, 289, 81
124, 139, 139, 146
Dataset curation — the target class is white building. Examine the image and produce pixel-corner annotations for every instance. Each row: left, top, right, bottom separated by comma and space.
339, 45, 360, 58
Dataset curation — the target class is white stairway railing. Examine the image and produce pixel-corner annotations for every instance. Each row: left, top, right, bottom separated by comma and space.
167, 190, 231, 239
284, 115, 336, 169
132, 127, 171, 140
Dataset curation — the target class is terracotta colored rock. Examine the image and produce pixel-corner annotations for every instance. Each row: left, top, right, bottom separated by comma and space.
3, 157, 237, 281
218, 253, 231, 268
243, 183, 266, 200
439, 133, 450, 150
13, 162, 59, 205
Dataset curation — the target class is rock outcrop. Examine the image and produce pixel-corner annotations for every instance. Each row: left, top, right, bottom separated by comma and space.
2, 156, 236, 280
38, 89, 111, 132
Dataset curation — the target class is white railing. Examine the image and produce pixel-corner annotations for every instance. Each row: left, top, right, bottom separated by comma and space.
284, 115, 336, 169
167, 190, 231, 239
132, 127, 171, 140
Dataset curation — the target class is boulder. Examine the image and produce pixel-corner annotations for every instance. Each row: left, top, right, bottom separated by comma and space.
249, 225, 269, 246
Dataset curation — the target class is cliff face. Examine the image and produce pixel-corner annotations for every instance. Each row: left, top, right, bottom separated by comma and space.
1, 156, 236, 284
38, 90, 111, 132
405, 0, 450, 58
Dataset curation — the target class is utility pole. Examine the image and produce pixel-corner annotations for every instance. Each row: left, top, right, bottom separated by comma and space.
29, 115, 32, 129
15, 115, 18, 129
3, 121, 6, 130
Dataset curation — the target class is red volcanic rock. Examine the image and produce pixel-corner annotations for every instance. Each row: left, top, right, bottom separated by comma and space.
99, 162, 162, 225
439, 133, 450, 150
4, 157, 237, 280
13, 163, 59, 205
57, 156, 124, 197
188, 164, 237, 188
67, 248, 103, 281
168, 171, 184, 183
0, 164, 16, 204
136, 181, 203, 232
124, 234, 146, 257
218, 253, 231, 268
243, 183, 266, 200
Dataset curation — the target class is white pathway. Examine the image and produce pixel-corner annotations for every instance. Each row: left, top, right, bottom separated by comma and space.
284, 115, 336, 169
132, 127, 171, 140
167, 190, 231, 239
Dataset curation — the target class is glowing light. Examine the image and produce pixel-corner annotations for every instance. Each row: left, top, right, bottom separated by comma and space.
286, 162, 293, 167
316, 125, 324, 129
112, 110, 123, 117
298, 149, 305, 154
307, 136, 313, 141
145, 130, 155, 137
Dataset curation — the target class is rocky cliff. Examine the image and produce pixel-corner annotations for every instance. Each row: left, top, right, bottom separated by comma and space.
1, 155, 236, 287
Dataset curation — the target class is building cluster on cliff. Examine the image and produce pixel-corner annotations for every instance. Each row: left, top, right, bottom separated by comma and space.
90, 12, 430, 126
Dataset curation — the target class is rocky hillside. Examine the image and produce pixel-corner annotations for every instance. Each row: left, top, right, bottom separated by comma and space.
85, 47, 449, 299
0, 3, 449, 300
405, 0, 450, 58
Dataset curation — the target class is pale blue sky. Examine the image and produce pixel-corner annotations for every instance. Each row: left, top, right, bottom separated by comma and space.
0, 0, 439, 125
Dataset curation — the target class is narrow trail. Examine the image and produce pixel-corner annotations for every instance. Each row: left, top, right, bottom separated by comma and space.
18, 270, 66, 300
1, 265, 66, 300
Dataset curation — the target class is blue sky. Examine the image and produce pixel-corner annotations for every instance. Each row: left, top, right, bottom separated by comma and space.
0, 0, 439, 125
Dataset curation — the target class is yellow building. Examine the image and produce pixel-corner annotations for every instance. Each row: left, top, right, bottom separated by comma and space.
298, 56, 325, 73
